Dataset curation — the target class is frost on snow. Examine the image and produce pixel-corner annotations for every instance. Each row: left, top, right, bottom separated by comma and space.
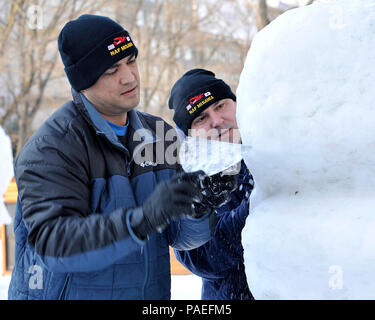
0, 126, 13, 225
237, 0, 375, 299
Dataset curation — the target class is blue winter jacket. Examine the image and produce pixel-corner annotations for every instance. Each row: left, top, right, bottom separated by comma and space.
8, 89, 212, 300
175, 161, 254, 300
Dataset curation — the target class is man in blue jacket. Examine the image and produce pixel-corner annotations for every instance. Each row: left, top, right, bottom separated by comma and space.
8, 16, 232, 300
168, 69, 255, 300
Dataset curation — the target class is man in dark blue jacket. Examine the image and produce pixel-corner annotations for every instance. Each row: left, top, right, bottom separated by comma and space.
168, 69, 255, 300
8, 16, 231, 300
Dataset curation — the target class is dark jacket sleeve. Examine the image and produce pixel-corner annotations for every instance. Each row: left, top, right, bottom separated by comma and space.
174, 199, 250, 280
174, 161, 254, 279
167, 212, 215, 251
214, 161, 253, 236
16, 133, 143, 273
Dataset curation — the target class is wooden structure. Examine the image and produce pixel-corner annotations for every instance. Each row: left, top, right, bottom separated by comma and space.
169, 247, 191, 275
1, 179, 190, 275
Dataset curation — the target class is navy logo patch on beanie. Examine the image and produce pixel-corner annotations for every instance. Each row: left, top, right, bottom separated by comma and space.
185, 92, 214, 115
107, 35, 134, 56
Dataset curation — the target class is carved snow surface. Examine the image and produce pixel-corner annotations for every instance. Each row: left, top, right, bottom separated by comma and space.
237, 0, 375, 299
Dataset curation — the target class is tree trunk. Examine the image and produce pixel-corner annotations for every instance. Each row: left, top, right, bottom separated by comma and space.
257, 0, 270, 30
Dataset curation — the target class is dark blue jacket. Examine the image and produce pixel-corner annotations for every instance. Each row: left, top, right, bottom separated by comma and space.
175, 161, 254, 300
8, 90, 212, 300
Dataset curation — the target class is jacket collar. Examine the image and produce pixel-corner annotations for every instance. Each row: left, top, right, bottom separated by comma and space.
71, 88, 157, 150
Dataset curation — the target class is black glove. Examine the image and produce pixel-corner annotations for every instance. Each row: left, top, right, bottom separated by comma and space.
189, 171, 238, 234
198, 171, 238, 209
130, 171, 206, 239
190, 201, 213, 219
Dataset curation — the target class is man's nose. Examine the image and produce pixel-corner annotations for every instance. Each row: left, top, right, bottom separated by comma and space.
119, 65, 135, 85
210, 113, 224, 128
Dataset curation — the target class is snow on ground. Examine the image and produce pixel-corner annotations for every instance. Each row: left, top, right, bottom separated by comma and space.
0, 240, 10, 300
0, 275, 10, 300
171, 274, 202, 300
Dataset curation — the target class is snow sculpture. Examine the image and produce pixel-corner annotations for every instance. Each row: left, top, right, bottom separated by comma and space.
237, 0, 375, 299
0, 126, 13, 225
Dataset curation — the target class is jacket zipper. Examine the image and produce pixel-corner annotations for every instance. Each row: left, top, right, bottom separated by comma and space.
99, 129, 152, 299
142, 243, 149, 299
58, 275, 71, 300
127, 159, 133, 176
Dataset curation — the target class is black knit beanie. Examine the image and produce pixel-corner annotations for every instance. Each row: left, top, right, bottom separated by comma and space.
168, 69, 236, 136
58, 14, 138, 91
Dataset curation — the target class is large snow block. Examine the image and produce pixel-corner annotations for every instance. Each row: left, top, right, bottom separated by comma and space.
237, 0, 375, 299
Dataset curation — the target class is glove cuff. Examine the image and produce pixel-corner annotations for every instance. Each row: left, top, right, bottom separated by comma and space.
130, 207, 154, 240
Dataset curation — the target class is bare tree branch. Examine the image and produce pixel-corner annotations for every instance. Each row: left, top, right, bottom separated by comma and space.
0, 0, 105, 155
257, 0, 270, 30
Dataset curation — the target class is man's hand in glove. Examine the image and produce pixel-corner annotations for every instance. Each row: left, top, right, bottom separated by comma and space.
130, 170, 207, 239
198, 170, 238, 210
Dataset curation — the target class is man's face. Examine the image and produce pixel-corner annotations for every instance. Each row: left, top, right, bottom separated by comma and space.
82, 54, 140, 125
190, 98, 241, 143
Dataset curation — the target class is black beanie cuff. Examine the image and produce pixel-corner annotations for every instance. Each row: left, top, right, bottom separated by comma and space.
64, 30, 138, 91
172, 80, 236, 135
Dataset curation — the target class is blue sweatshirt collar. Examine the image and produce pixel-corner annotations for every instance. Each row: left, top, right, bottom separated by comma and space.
79, 93, 157, 148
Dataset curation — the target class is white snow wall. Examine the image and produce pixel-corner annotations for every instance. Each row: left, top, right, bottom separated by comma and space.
237, 0, 375, 299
